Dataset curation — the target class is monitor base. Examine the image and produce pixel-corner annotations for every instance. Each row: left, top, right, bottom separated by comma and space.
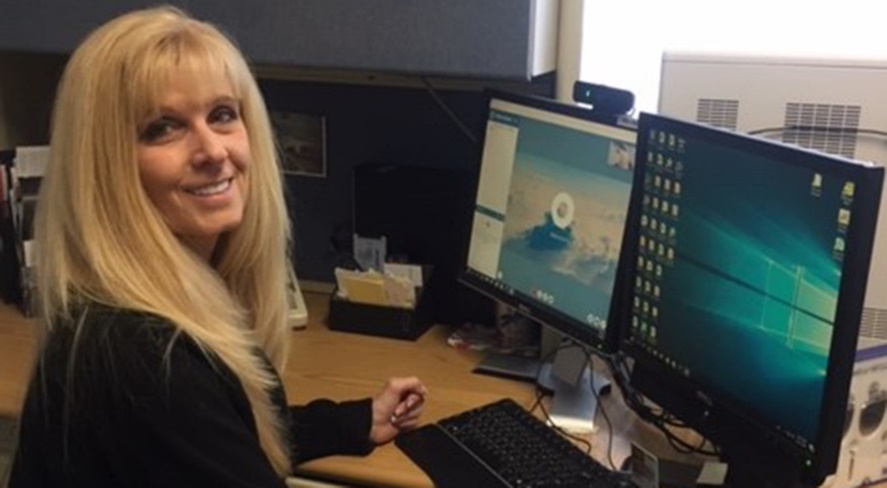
473, 349, 610, 434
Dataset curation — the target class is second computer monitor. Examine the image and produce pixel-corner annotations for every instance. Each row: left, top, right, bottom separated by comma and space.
462, 88, 636, 352
621, 112, 883, 486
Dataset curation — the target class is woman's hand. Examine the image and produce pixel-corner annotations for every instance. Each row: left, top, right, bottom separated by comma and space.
369, 376, 428, 445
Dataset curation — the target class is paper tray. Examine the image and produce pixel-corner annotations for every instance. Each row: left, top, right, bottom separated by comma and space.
327, 289, 434, 341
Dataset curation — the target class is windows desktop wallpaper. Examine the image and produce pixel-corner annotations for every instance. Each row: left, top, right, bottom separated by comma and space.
638, 132, 852, 445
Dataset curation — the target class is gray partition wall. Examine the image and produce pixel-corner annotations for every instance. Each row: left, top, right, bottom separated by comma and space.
1, 1, 559, 297
0, 0, 557, 80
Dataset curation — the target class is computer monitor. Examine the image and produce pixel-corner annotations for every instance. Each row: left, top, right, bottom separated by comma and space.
620, 112, 883, 486
460, 88, 637, 431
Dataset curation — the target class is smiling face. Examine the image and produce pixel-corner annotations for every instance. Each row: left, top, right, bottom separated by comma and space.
136, 72, 250, 260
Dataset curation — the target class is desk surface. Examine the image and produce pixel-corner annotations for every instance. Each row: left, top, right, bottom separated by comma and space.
0, 294, 876, 487
0, 304, 35, 418
0, 294, 656, 487
287, 294, 563, 487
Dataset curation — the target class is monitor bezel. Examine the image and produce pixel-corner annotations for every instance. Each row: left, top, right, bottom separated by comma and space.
619, 112, 883, 485
458, 88, 637, 354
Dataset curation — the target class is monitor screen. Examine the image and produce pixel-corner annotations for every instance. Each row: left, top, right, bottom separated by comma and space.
621, 112, 883, 485
461, 89, 636, 351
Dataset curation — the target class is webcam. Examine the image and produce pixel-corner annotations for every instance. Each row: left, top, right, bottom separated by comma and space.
572, 81, 635, 116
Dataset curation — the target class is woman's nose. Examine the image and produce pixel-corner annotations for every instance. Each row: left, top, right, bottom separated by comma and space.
193, 125, 228, 164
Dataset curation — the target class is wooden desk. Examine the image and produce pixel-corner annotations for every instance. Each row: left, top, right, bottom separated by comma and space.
0, 304, 35, 418
0, 295, 881, 488
284, 293, 543, 487
285, 292, 676, 487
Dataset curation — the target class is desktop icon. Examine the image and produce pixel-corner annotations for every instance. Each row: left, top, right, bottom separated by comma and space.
811, 173, 823, 196
833, 237, 846, 261
838, 208, 852, 228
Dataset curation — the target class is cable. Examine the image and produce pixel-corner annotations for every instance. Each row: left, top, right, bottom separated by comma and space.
535, 388, 594, 455
530, 341, 596, 455
748, 125, 887, 139
609, 353, 720, 458
420, 77, 478, 145
529, 342, 621, 468
584, 350, 619, 471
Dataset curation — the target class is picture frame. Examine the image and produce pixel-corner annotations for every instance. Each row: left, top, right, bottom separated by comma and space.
270, 111, 327, 177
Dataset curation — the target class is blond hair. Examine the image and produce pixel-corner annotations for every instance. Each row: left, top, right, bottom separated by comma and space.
35, 6, 293, 475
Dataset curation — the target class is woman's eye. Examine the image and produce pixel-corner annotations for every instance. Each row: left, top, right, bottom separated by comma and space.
140, 119, 178, 143
211, 105, 239, 124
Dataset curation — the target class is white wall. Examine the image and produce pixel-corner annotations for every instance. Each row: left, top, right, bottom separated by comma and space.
580, 0, 887, 114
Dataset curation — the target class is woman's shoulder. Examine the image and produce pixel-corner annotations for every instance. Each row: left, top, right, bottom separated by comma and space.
46, 304, 176, 355
39, 302, 237, 404
41, 303, 207, 380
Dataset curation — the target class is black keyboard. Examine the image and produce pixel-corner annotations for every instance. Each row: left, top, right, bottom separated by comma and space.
396, 398, 638, 488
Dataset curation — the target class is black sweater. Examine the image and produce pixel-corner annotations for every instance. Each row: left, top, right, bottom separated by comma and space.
9, 306, 374, 487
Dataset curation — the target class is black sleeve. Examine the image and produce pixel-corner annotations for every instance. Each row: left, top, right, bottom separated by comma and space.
108, 335, 289, 487
289, 398, 375, 464
12, 313, 290, 488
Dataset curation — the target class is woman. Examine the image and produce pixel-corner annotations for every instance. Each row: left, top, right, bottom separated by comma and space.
9, 6, 426, 487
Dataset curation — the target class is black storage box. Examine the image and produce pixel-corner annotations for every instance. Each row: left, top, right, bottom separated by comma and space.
327, 288, 434, 341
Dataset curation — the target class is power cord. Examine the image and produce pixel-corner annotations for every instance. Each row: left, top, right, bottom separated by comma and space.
420, 77, 478, 145
586, 351, 619, 470
535, 387, 594, 455
528, 341, 619, 470
608, 352, 720, 458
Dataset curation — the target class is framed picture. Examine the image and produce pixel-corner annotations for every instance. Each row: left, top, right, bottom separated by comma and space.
270, 111, 327, 177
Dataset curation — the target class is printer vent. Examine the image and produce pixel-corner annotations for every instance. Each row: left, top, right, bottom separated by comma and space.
782, 102, 861, 159
696, 98, 739, 130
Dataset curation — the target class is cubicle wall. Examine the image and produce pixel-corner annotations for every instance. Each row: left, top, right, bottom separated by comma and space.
0, 0, 557, 81
260, 76, 554, 285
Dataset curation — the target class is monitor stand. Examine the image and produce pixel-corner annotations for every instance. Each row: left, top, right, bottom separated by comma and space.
473, 338, 610, 434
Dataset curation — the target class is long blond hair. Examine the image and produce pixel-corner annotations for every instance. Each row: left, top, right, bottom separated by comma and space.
34, 6, 293, 475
